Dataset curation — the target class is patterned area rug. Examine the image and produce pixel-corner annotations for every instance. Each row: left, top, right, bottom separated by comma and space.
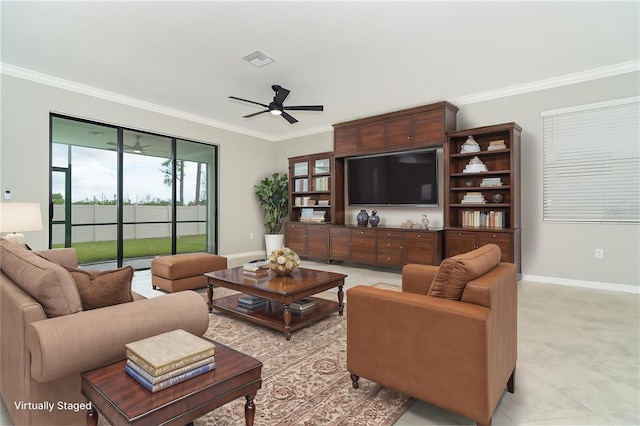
195, 283, 413, 426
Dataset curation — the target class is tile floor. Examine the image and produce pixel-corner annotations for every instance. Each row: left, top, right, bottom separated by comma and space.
1, 260, 638, 425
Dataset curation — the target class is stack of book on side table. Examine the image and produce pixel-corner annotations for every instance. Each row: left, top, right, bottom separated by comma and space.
124, 329, 216, 393
237, 295, 266, 311
289, 298, 316, 315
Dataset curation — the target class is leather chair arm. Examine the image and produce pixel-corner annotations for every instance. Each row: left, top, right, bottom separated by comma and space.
26, 290, 209, 383
401, 263, 439, 295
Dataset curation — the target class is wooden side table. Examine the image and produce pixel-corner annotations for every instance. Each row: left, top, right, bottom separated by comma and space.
81, 339, 262, 426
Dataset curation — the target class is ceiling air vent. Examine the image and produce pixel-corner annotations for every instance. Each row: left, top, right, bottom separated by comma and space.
241, 50, 276, 68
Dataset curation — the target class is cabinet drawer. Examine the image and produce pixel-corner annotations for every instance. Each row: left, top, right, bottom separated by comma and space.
376, 251, 404, 266
377, 238, 403, 251
377, 230, 404, 239
351, 250, 376, 264
351, 229, 376, 238
403, 232, 434, 241
330, 227, 350, 235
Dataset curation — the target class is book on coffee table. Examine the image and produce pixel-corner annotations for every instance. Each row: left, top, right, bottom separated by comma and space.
289, 298, 316, 314
125, 329, 215, 376
125, 360, 216, 392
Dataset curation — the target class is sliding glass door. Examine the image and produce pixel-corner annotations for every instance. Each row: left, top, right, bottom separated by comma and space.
50, 115, 218, 270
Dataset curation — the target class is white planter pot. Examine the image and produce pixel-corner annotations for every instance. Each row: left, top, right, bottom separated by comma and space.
264, 234, 284, 257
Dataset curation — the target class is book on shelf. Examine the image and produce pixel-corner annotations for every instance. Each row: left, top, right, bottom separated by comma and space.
125, 329, 215, 376
314, 176, 330, 191
461, 210, 505, 229
125, 361, 215, 393
126, 355, 215, 384
487, 140, 507, 151
461, 192, 487, 204
480, 177, 503, 187
294, 179, 309, 192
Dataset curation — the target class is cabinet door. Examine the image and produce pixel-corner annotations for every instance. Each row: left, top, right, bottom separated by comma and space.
306, 225, 329, 260
445, 230, 477, 258
413, 109, 444, 147
385, 115, 413, 150
329, 227, 350, 260
477, 232, 513, 263
358, 121, 384, 153
404, 232, 438, 265
285, 223, 307, 256
350, 229, 376, 263
334, 126, 358, 157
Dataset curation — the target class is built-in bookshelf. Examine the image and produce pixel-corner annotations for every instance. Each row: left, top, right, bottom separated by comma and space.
288, 152, 344, 225
444, 123, 522, 272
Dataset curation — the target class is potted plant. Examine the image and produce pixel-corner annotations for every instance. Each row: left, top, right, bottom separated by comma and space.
255, 172, 289, 256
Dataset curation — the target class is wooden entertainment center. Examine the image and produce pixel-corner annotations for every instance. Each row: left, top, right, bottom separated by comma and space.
284, 101, 522, 272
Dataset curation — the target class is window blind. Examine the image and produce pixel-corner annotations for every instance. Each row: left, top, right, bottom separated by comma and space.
542, 97, 639, 223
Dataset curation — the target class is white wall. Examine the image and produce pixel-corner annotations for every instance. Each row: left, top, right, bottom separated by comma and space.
276, 72, 640, 289
0, 74, 275, 256
2, 71, 638, 289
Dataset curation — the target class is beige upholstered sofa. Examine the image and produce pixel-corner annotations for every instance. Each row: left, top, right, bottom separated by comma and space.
0, 239, 210, 425
347, 244, 517, 426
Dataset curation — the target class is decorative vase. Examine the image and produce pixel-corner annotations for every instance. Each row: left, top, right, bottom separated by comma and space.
369, 210, 380, 227
356, 209, 369, 227
264, 234, 284, 258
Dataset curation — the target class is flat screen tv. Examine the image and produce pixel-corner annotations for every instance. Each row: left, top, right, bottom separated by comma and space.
347, 149, 438, 206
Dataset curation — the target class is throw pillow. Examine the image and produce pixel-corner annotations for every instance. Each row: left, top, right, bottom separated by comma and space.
64, 265, 134, 310
428, 244, 501, 301
0, 239, 83, 317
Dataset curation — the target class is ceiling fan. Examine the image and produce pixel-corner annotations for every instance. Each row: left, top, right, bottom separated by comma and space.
229, 84, 323, 124
107, 135, 152, 153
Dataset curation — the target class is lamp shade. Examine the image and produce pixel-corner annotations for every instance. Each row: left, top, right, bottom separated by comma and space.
0, 203, 44, 233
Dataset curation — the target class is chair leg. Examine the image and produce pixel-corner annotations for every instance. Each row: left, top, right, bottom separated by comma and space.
507, 366, 516, 393
350, 373, 360, 389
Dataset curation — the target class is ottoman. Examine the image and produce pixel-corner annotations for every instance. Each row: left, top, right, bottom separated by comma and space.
151, 253, 228, 293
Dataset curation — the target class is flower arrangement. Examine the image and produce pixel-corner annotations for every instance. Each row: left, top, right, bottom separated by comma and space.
268, 247, 300, 275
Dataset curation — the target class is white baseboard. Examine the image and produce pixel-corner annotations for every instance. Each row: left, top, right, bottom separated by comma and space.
521, 274, 640, 294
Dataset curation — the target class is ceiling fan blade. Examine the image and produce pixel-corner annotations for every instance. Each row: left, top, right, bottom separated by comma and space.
273, 87, 290, 105
243, 110, 269, 118
283, 105, 324, 112
281, 111, 298, 124
229, 96, 269, 108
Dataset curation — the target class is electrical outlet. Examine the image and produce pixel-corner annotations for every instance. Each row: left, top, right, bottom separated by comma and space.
595, 248, 604, 259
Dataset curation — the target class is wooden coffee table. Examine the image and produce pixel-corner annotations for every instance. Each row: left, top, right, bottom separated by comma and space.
205, 267, 347, 340
81, 339, 262, 426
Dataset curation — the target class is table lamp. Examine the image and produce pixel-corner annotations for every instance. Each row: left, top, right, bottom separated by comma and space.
0, 202, 43, 250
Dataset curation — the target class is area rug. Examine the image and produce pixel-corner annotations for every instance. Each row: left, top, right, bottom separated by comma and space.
195, 283, 413, 426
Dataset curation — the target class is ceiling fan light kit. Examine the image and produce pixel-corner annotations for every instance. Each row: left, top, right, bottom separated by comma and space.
230, 84, 323, 124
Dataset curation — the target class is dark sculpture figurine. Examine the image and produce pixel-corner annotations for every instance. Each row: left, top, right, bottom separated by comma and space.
369, 210, 380, 227
356, 209, 369, 227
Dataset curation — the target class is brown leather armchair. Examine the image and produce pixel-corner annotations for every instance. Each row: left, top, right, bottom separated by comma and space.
347, 244, 517, 426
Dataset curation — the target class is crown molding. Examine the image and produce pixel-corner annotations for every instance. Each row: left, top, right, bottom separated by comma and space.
450, 60, 640, 106
3, 60, 639, 141
0, 63, 276, 142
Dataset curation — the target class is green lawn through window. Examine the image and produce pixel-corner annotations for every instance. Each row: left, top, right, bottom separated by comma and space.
53, 235, 206, 264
